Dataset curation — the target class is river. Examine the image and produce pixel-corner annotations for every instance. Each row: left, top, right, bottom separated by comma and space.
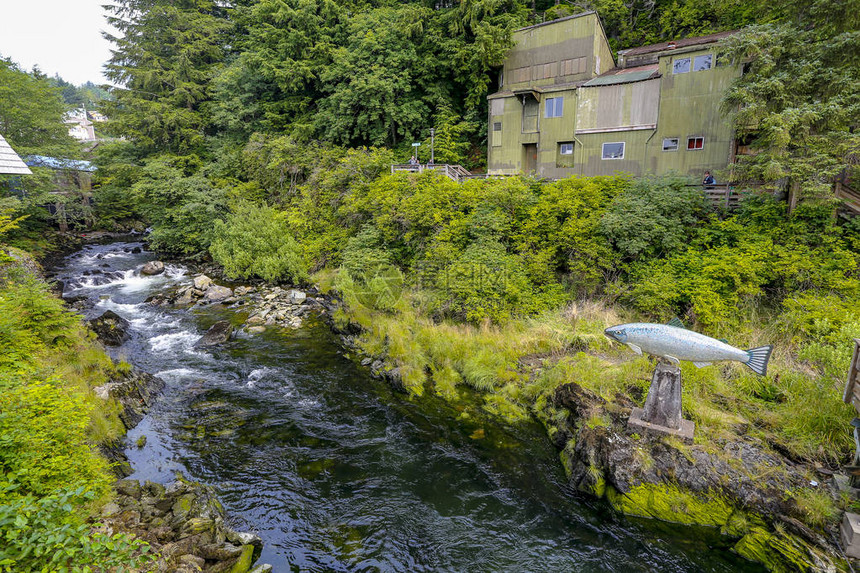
53, 242, 763, 573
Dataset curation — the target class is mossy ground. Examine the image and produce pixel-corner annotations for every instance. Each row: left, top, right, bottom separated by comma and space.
328, 288, 853, 571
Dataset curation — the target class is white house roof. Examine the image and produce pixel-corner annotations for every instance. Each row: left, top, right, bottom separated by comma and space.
0, 134, 32, 175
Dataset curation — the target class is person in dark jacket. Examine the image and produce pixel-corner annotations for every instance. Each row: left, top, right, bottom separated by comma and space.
702, 170, 716, 188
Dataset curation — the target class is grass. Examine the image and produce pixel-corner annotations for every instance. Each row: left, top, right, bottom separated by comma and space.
328, 271, 855, 468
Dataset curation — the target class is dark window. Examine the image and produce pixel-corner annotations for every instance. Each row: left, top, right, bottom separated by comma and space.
662, 138, 679, 151
493, 122, 502, 132
602, 142, 625, 160
687, 137, 705, 150
693, 54, 712, 71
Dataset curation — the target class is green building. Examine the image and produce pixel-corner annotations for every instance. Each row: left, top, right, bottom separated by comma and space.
487, 12, 741, 181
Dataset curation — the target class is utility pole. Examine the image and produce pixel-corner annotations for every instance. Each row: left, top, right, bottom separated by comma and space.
430, 128, 435, 165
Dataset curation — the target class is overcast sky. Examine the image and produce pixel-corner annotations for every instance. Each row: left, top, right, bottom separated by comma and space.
0, 0, 118, 85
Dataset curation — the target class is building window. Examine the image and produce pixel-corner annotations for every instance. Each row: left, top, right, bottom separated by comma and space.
693, 54, 712, 71
493, 122, 502, 132
673, 57, 691, 74
492, 122, 502, 147
602, 142, 625, 160
545, 97, 564, 118
662, 138, 679, 151
559, 142, 574, 155
687, 136, 705, 150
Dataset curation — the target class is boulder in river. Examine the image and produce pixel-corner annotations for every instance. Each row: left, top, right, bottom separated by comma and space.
204, 285, 233, 302
88, 310, 131, 346
193, 274, 213, 291
195, 320, 234, 348
141, 260, 165, 275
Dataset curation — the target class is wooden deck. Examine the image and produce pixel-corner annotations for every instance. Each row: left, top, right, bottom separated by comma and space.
836, 180, 860, 215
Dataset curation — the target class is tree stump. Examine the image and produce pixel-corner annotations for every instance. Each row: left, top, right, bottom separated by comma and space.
628, 361, 694, 442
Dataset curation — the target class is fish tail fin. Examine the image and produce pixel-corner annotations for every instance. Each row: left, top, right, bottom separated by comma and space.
745, 346, 773, 376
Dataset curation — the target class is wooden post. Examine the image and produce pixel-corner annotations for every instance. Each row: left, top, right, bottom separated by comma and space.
788, 180, 800, 214
628, 361, 695, 442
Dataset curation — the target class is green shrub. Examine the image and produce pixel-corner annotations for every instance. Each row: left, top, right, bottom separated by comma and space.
0, 373, 111, 501
0, 486, 153, 571
210, 201, 307, 283
132, 155, 227, 255
600, 174, 710, 261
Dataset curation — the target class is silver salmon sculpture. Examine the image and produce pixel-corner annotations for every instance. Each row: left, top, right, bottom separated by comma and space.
604, 318, 772, 376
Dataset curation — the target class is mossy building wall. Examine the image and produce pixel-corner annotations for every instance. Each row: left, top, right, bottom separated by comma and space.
488, 14, 740, 181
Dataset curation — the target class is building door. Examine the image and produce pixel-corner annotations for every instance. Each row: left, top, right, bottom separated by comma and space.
523, 144, 537, 174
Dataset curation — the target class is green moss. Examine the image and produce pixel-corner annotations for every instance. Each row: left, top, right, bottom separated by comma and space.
229, 544, 257, 573
733, 525, 823, 573
605, 483, 734, 527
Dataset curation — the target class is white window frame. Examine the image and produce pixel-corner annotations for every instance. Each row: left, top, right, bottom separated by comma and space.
602, 142, 625, 160
687, 136, 705, 151
662, 137, 679, 152
545, 97, 564, 118
559, 142, 574, 155
673, 57, 691, 74
693, 54, 712, 72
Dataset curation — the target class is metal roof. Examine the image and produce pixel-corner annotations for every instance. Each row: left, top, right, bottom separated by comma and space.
0, 134, 32, 175
25, 155, 96, 172
618, 30, 737, 57
583, 65, 660, 87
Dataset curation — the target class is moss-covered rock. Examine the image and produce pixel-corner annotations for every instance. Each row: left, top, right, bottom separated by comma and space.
605, 483, 734, 527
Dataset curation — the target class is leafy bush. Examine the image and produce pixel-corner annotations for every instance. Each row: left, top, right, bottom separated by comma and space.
0, 486, 153, 571
600, 175, 710, 261
132, 155, 227, 255
210, 201, 307, 283
0, 373, 111, 501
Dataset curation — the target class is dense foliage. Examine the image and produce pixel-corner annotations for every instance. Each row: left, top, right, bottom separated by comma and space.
0, 256, 150, 570
721, 0, 860, 194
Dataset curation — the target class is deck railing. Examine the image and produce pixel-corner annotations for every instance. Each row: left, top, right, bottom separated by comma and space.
391, 163, 475, 183
690, 183, 775, 210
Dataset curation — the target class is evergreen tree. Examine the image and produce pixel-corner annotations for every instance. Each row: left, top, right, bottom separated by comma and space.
102, 0, 230, 154
721, 0, 860, 195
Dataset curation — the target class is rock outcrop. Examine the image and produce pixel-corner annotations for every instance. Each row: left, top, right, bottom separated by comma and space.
94, 367, 166, 430
548, 381, 842, 572
102, 475, 271, 573
147, 277, 325, 332
88, 310, 131, 346
141, 261, 165, 275
195, 321, 234, 348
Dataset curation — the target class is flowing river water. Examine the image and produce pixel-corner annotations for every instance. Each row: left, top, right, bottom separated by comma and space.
53, 242, 764, 573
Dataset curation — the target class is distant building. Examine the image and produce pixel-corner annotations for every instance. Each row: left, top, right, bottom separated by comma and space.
487, 12, 740, 180
24, 155, 97, 232
64, 108, 100, 141
0, 134, 32, 175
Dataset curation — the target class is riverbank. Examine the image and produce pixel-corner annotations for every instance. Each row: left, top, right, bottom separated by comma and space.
133, 253, 853, 571
313, 285, 854, 572
0, 237, 275, 572
53, 242, 778, 571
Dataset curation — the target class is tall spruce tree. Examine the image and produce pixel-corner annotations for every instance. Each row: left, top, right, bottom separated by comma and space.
721, 0, 860, 196
102, 0, 230, 154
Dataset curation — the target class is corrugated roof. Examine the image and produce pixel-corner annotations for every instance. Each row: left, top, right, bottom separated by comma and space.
0, 134, 32, 175
514, 11, 596, 33
619, 30, 737, 57
25, 155, 96, 172
582, 65, 660, 87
